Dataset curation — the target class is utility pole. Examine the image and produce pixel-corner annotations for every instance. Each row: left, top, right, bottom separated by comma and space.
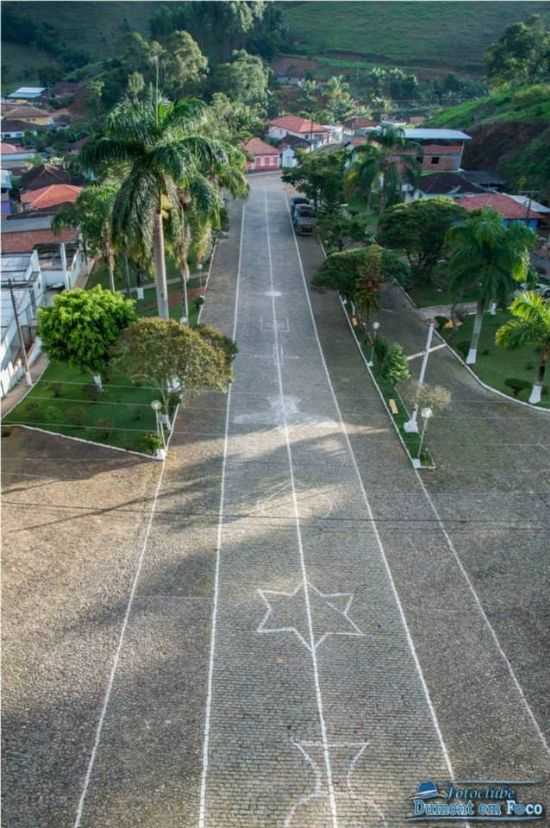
7, 279, 33, 387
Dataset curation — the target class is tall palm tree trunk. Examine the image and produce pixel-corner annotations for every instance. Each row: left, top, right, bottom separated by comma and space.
179, 224, 191, 324
530, 348, 549, 404
107, 249, 116, 292
153, 212, 170, 320
467, 302, 484, 365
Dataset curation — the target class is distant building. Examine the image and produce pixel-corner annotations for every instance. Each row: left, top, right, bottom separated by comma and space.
243, 138, 281, 173
1, 119, 43, 140
2, 213, 86, 291
21, 184, 82, 213
1, 170, 13, 216
460, 169, 505, 192
7, 87, 46, 102
458, 193, 540, 228
0, 144, 37, 172
0, 250, 45, 397
367, 127, 472, 173
2, 106, 54, 125
268, 115, 331, 148
409, 171, 488, 201
19, 164, 84, 192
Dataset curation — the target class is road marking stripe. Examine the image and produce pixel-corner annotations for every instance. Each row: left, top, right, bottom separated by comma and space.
264, 191, 339, 827
283, 193, 456, 781
344, 272, 550, 760
198, 203, 246, 828
72, 412, 181, 827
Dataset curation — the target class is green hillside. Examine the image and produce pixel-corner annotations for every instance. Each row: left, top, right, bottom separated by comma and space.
429, 84, 550, 200
283, 1, 550, 74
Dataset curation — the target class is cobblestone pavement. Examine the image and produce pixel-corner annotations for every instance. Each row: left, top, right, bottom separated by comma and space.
3, 174, 549, 827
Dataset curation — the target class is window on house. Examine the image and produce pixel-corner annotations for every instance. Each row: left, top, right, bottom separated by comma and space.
431, 156, 440, 165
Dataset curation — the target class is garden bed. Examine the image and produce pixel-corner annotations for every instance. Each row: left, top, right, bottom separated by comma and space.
3, 362, 160, 454
441, 310, 550, 409
345, 314, 435, 469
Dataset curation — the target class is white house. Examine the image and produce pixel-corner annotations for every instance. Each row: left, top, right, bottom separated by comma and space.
2, 214, 85, 289
0, 251, 45, 397
268, 115, 331, 148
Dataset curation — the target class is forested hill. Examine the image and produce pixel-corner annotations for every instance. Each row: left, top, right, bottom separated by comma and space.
3, 0, 550, 89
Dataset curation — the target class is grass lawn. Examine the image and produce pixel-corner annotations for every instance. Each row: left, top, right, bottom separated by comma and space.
407, 282, 479, 308
442, 310, 550, 409
6, 261, 204, 454
282, 1, 548, 73
4, 362, 159, 453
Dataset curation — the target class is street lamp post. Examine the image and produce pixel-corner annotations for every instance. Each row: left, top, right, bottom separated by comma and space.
413, 406, 433, 468
367, 320, 380, 366
404, 318, 436, 433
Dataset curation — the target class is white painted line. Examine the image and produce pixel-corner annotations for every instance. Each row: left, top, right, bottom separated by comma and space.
355, 284, 550, 760
265, 191, 339, 828
72, 404, 180, 827
198, 203, 246, 828
335, 239, 550, 759
284, 193, 456, 781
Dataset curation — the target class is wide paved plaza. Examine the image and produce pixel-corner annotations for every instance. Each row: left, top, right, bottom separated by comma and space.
3, 175, 549, 827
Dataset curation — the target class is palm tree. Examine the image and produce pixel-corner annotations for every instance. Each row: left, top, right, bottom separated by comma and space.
345, 124, 419, 214
52, 180, 119, 292
446, 209, 535, 365
354, 243, 384, 323
496, 291, 550, 404
82, 94, 242, 320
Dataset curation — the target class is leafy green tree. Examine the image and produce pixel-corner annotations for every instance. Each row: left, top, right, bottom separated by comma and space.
282, 150, 347, 212
322, 75, 357, 123
212, 49, 269, 109
354, 243, 384, 323
346, 125, 419, 214
204, 92, 264, 142
151, 1, 267, 61
38, 286, 137, 389
82, 95, 244, 320
313, 246, 381, 301
52, 180, 120, 292
486, 15, 550, 87
112, 318, 233, 411
162, 30, 208, 98
318, 209, 373, 254
127, 71, 145, 100
377, 197, 466, 282
496, 291, 550, 404
379, 343, 411, 386
446, 209, 536, 365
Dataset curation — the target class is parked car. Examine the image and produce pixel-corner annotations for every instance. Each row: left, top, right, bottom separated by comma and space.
292, 204, 317, 235
290, 196, 310, 219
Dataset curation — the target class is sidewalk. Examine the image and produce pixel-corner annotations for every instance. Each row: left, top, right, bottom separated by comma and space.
1, 352, 48, 419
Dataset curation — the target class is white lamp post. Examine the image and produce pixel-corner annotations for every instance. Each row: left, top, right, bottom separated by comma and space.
404, 319, 436, 433
368, 321, 380, 366
413, 406, 432, 469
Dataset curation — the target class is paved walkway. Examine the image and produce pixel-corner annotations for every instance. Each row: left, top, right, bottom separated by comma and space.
3, 175, 549, 827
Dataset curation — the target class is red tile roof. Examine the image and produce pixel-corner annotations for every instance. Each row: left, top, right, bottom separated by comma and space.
0, 142, 20, 154
459, 193, 539, 220
270, 115, 330, 134
243, 137, 280, 157
21, 184, 82, 210
1, 227, 78, 253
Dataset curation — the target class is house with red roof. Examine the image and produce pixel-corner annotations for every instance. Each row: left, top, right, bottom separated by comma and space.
20, 184, 82, 213
458, 193, 540, 229
243, 138, 280, 173
268, 115, 331, 148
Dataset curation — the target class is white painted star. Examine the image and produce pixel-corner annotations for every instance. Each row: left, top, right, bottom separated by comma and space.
257, 581, 364, 652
